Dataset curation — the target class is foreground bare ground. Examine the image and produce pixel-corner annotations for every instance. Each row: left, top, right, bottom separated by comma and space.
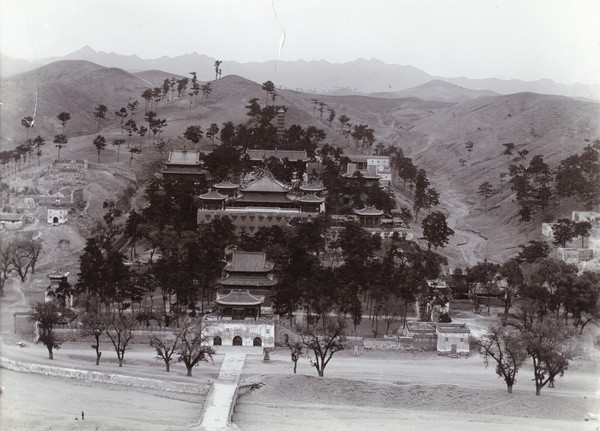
0, 369, 202, 431
2, 276, 600, 431
235, 349, 600, 431
1, 338, 599, 431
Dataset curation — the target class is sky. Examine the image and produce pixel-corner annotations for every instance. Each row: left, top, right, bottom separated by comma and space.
1, 0, 599, 85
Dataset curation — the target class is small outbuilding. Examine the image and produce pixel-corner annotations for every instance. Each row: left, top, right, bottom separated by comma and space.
0, 213, 24, 230
435, 323, 471, 355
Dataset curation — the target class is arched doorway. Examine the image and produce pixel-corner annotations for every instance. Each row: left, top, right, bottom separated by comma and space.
53, 217, 59, 224
213, 336, 222, 346
253, 337, 262, 347
232, 336, 243, 346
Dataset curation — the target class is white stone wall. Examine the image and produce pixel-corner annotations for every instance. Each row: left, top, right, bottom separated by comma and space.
366, 156, 390, 168
572, 211, 600, 223
202, 320, 275, 348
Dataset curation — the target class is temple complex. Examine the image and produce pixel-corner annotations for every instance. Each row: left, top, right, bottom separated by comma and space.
197, 172, 325, 234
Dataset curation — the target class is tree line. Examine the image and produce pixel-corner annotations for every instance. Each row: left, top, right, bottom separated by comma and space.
473, 141, 600, 224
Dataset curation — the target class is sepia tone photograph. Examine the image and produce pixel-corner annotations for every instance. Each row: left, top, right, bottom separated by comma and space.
0, 1, 599, 430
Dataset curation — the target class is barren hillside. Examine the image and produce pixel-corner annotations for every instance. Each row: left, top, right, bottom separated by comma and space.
2, 60, 599, 266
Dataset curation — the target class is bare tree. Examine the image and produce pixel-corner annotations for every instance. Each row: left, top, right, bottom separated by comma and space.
176, 318, 215, 376
380, 298, 403, 335
475, 325, 527, 393
81, 307, 106, 365
0, 237, 13, 294
8, 233, 43, 282
105, 314, 135, 367
149, 332, 179, 372
286, 338, 304, 374
301, 318, 347, 377
522, 319, 578, 395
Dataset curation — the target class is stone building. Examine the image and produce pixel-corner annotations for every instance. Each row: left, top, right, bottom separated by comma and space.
345, 155, 392, 183
403, 321, 471, 355
436, 323, 470, 355
203, 275, 276, 348
202, 316, 275, 348
47, 199, 68, 224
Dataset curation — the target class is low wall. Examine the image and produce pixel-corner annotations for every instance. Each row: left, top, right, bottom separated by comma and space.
363, 337, 416, 351
0, 356, 208, 394
412, 334, 437, 351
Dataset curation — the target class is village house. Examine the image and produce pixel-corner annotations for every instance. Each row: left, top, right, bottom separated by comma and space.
38, 186, 84, 207
542, 211, 598, 265
345, 154, 392, 183
56, 186, 84, 205
0, 213, 24, 230
403, 321, 471, 355
404, 322, 438, 350
344, 163, 381, 186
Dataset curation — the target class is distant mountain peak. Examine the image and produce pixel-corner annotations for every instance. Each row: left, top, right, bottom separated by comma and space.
74, 45, 97, 54
418, 79, 463, 89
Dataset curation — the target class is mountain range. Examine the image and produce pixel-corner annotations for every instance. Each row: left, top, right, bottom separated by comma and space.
2, 46, 599, 100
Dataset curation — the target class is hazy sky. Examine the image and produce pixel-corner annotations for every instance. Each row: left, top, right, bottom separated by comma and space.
1, 0, 599, 84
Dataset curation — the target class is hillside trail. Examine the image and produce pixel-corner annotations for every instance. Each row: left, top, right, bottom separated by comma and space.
1, 276, 28, 338
438, 187, 488, 267
391, 177, 487, 268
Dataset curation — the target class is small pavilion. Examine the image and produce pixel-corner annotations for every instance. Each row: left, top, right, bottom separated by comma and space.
214, 290, 265, 320
355, 207, 384, 227
46, 270, 72, 306
297, 193, 325, 213
199, 189, 228, 210
300, 180, 325, 197
213, 180, 239, 198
